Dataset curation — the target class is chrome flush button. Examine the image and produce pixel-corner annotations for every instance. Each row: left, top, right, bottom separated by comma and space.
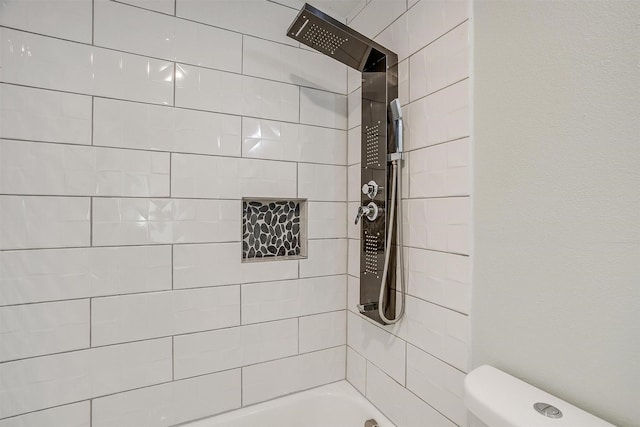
534, 402, 563, 419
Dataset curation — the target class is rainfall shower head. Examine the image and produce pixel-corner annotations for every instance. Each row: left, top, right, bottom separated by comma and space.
287, 3, 395, 71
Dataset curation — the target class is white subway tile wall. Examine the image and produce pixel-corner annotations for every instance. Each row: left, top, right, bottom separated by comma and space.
0, 1, 349, 424
345, 1, 472, 426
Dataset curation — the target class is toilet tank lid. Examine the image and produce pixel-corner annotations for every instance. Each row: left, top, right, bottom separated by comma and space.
464, 365, 615, 427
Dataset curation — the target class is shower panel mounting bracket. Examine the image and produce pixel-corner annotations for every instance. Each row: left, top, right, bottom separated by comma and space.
288, 3, 399, 325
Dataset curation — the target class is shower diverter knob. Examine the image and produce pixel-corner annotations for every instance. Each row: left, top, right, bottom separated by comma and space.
362, 180, 379, 199
354, 202, 379, 224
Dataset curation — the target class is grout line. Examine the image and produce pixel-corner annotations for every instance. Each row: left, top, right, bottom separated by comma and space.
108, 0, 312, 53
0, 136, 353, 167
173, 0, 176, 16
0, 192, 363, 203
0, 81, 349, 133
0, 313, 347, 365
0, 26, 349, 97
0, 237, 360, 254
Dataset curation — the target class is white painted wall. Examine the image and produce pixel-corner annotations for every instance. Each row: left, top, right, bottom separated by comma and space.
472, 1, 640, 426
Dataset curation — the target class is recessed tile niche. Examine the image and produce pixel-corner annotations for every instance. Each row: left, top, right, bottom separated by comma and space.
242, 198, 307, 262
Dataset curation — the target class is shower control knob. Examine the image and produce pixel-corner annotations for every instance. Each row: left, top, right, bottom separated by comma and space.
354, 202, 379, 225
362, 181, 379, 199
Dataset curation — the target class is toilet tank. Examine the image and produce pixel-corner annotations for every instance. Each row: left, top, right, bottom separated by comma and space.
464, 365, 615, 427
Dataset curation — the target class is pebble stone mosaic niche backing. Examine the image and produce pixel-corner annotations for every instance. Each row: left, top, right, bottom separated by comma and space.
242, 199, 306, 261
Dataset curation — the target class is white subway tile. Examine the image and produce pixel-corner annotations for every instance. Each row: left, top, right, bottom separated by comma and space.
408, 138, 470, 198
407, 247, 470, 314
410, 22, 469, 101
307, 202, 347, 239
300, 88, 348, 130
375, 13, 410, 62
171, 155, 297, 199
93, 98, 241, 156
242, 118, 298, 161
0, 402, 89, 427
243, 36, 347, 94
92, 198, 240, 246
92, 370, 241, 427
348, 238, 360, 278
117, 0, 175, 14
347, 312, 405, 384
298, 164, 347, 201
0, 338, 172, 418
301, 124, 347, 165
0, 29, 174, 105
348, 67, 361, 93
176, 64, 299, 122
347, 164, 360, 202
348, 202, 360, 239
299, 239, 348, 277
0, 140, 170, 197
406, 79, 469, 151
242, 346, 345, 405
406, 344, 468, 426
174, 319, 298, 379
347, 275, 360, 314
350, 0, 406, 39
366, 362, 456, 427
241, 276, 347, 324
242, 118, 346, 165
173, 242, 297, 289
0, 84, 91, 145
0, 300, 89, 362
95, 0, 241, 72
348, 126, 361, 166
0, 246, 171, 306
176, 0, 298, 46
299, 311, 346, 353
403, 197, 470, 254
397, 296, 469, 371
0, 0, 92, 43
348, 87, 362, 130
398, 58, 409, 106
407, 0, 469, 55
0, 196, 90, 250
91, 286, 240, 346
346, 347, 366, 395
345, 0, 367, 23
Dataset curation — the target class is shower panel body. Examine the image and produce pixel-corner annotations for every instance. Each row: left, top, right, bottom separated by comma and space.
287, 3, 398, 325
359, 62, 398, 324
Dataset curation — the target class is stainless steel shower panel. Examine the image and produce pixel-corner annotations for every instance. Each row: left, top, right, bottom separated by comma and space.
286, 3, 398, 325
359, 63, 398, 324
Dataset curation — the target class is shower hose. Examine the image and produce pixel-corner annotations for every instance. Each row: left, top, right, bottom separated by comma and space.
378, 158, 405, 324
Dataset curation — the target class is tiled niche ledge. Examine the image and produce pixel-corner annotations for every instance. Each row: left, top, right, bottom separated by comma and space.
242, 198, 307, 263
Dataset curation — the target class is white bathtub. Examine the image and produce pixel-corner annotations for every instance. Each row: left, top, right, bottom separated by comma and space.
182, 381, 395, 427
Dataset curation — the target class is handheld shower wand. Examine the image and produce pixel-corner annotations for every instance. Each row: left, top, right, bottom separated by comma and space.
378, 98, 405, 324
